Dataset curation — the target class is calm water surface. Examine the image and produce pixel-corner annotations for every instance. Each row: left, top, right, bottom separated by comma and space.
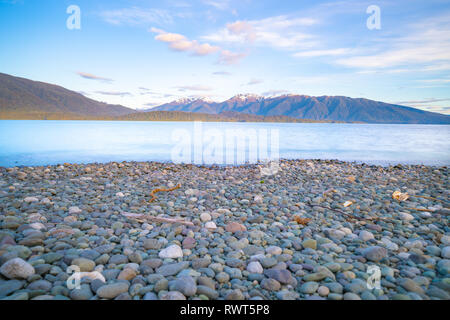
0, 120, 449, 167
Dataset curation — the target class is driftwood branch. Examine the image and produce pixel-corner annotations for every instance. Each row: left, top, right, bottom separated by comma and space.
149, 184, 181, 203
306, 203, 388, 222
121, 212, 194, 226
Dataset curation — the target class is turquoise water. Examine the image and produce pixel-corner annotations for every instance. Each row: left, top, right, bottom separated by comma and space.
0, 120, 449, 167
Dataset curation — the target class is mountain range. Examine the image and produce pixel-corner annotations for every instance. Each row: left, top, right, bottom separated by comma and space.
1, 72, 449, 124
0, 72, 134, 119
152, 94, 450, 124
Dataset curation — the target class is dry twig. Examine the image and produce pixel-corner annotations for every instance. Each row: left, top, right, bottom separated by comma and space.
149, 183, 181, 203
121, 212, 194, 226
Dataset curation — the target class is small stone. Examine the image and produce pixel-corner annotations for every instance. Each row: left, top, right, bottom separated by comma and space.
254, 195, 263, 204
399, 212, 414, 221
128, 252, 143, 264
143, 239, 162, 250
160, 291, 186, 300
247, 261, 263, 274
68, 206, 82, 214
398, 278, 425, 294
363, 246, 388, 262
266, 246, 282, 255
260, 257, 278, 268
0, 280, 24, 298
154, 279, 168, 292
0, 258, 35, 279
170, 276, 197, 296
441, 235, 450, 246
359, 230, 374, 241
317, 286, 330, 297
182, 237, 196, 249
156, 261, 189, 276
328, 293, 343, 300
302, 239, 317, 250
64, 216, 77, 223
196, 285, 219, 299
200, 212, 212, 222
204, 222, 217, 230
225, 222, 247, 233
27, 279, 52, 291
300, 281, 319, 294
225, 289, 245, 300
343, 292, 361, 300
261, 278, 281, 291
72, 258, 96, 272
360, 291, 377, 300
441, 246, 450, 259
96, 282, 129, 299
112, 222, 124, 230
216, 272, 230, 283
109, 254, 128, 265
143, 292, 158, 300
117, 268, 137, 281
2, 292, 29, 300
115, 292, 132, 300
264, 269, 296, 285
24, 197, 39, 203
426, 286, 450, 300
276, 290, 299, 300
344, 279, 367, 294
70, 284, 93, 300
158, 245, 183, 259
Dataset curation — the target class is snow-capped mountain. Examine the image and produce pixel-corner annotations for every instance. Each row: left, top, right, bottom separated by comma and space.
150, 93, 450, 124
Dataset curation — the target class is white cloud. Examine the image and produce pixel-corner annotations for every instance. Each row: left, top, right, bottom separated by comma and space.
155, 33, 186, 42
294, 48, 352, 58
405, 105, 450, 115
100, 7, 172, 26
202, 0, 230, 10
418, 79, 450, 84
175, 85, 213, 91
76, 72, 113, 83
394, 98, 450, 105
336, 13, 450, 70
247, 79, 263, 85
218, 50, 248, 65
202, 15, 319, 50
262, 90, 290, 96
150, 28, 220, 56
169, 39, 196, 51
213, 71, 232, 75
95, 91, 132, 97
194, 43, 220, 56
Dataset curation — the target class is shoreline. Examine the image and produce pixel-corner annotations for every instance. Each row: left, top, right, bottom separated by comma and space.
2, 119, 449, 125
0, 159, 449, 300
1, 158, 449, 170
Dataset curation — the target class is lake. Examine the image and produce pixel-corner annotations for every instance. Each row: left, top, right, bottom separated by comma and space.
0, 120, 449, 167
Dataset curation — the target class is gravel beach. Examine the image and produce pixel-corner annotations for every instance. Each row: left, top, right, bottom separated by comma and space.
0, 159, 449, 300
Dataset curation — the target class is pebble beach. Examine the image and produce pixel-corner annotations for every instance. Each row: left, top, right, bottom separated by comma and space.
0, 159, 449, 300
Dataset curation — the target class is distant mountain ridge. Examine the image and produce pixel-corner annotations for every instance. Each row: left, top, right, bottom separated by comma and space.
0, 72, 134, 118
0, 72, 449, 124
152, 94, 450, 124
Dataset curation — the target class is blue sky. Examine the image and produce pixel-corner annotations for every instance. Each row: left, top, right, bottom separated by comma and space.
0, 0, 449, 114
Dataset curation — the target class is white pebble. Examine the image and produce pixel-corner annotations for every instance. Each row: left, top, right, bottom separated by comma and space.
205, 221, 217, 230
200, 212, 212, 222
159, 245, 183, 259
247, 261, 263, 274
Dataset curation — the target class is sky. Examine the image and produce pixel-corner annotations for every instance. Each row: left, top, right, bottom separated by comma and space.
0, 0, 449, 114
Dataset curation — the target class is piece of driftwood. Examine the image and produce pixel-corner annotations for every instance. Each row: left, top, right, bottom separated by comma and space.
412, 194, 448, 204
121, 211, 194, 226
149, 183, 181, 203
306, 203, 388, 222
